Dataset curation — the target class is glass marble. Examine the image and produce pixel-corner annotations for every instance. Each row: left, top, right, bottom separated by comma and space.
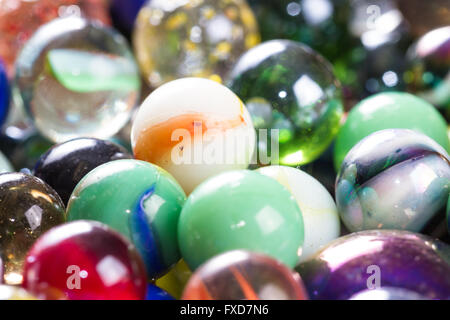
0, 0, 111, 77
295, 230, 450, 300
257, 166, 340, 263
178, 170, 304, 270
156, 259, 192, 299
349, 287, 429, 300
34, 138, 133, 205
334, 92, 450, 170
22, 220, 148, 300
67, 159, 186, 279
0, 285, 37, 300
131, 78, 256, 194
248, 0, 355, 63
182, 250, 308, 300
336, 129, 450, 233
133, 0, 260, 88
404, 26, 450, 115
0, 172, 65, 285
15, 17, 141, 143
0, 59, 9, 126
146, 284, 175, 300
227, 40, 344, 166
110, 0, 148, 37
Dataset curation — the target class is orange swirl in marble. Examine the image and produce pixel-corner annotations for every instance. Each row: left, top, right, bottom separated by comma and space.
134, 112, 246, 166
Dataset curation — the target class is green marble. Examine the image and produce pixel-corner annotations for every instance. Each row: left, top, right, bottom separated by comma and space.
47, 49, 140, 92
334, 92, 450, 171
227, 40, 344, 166
67, 159, 186, 278
178, 170, 304, 270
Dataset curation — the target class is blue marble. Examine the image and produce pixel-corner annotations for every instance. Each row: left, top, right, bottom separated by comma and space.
146, 284, 175, 300
110, 0, 148, 36
0, 59, 10, 127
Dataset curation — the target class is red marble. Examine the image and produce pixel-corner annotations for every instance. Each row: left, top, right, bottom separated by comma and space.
22, 221, 148, 300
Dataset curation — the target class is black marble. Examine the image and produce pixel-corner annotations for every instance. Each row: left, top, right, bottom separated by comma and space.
33, 138, 133, 205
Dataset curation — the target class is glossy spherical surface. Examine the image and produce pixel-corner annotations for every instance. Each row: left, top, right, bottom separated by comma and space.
0, 285, 37, 300
296, 230, 450, 300
15, 17, 141, 143
349, 287, 429, 300
336, 129, 450, 233
404, 26, 450, 112
131, 78, 256, 194
133, 0, 260, 88
22, 221, 148, 300
67, 160, 186, 279
0, 0, 111, 77
334, 92, 450, 170
183, 250, 308, 300
0, 173, 65, 285
227, 40, 344, 166
257, 166, 340, 263
178, 170, 304, 270
34, 138, 133, 204
0, 59, 9, 126
146, 284, 175, 300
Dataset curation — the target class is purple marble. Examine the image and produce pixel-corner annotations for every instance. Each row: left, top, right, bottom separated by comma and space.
295, 230, 450, 300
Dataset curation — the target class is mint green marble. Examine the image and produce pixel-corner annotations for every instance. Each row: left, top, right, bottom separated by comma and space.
178, 170, 304, 270
334, 92, 450, 171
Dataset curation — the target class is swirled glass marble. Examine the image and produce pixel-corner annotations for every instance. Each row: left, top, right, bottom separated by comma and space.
67, 159, 186, 279
22, 221, 148, 300
34, 138, 133, 205
131, 78, 256, 194
0, 59, 9, 126
15, 17, 141, 143
0, 0, 110, 77
133, 0, 260, 88
0, 173, 65, 285
404, 26, 450, 115
227, 40, 344, 166
295, 230, 450, 300
257, 166, 340, 263
182, 250, 308, 300
336, 129, 450, 233
178, 170, 304, 270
